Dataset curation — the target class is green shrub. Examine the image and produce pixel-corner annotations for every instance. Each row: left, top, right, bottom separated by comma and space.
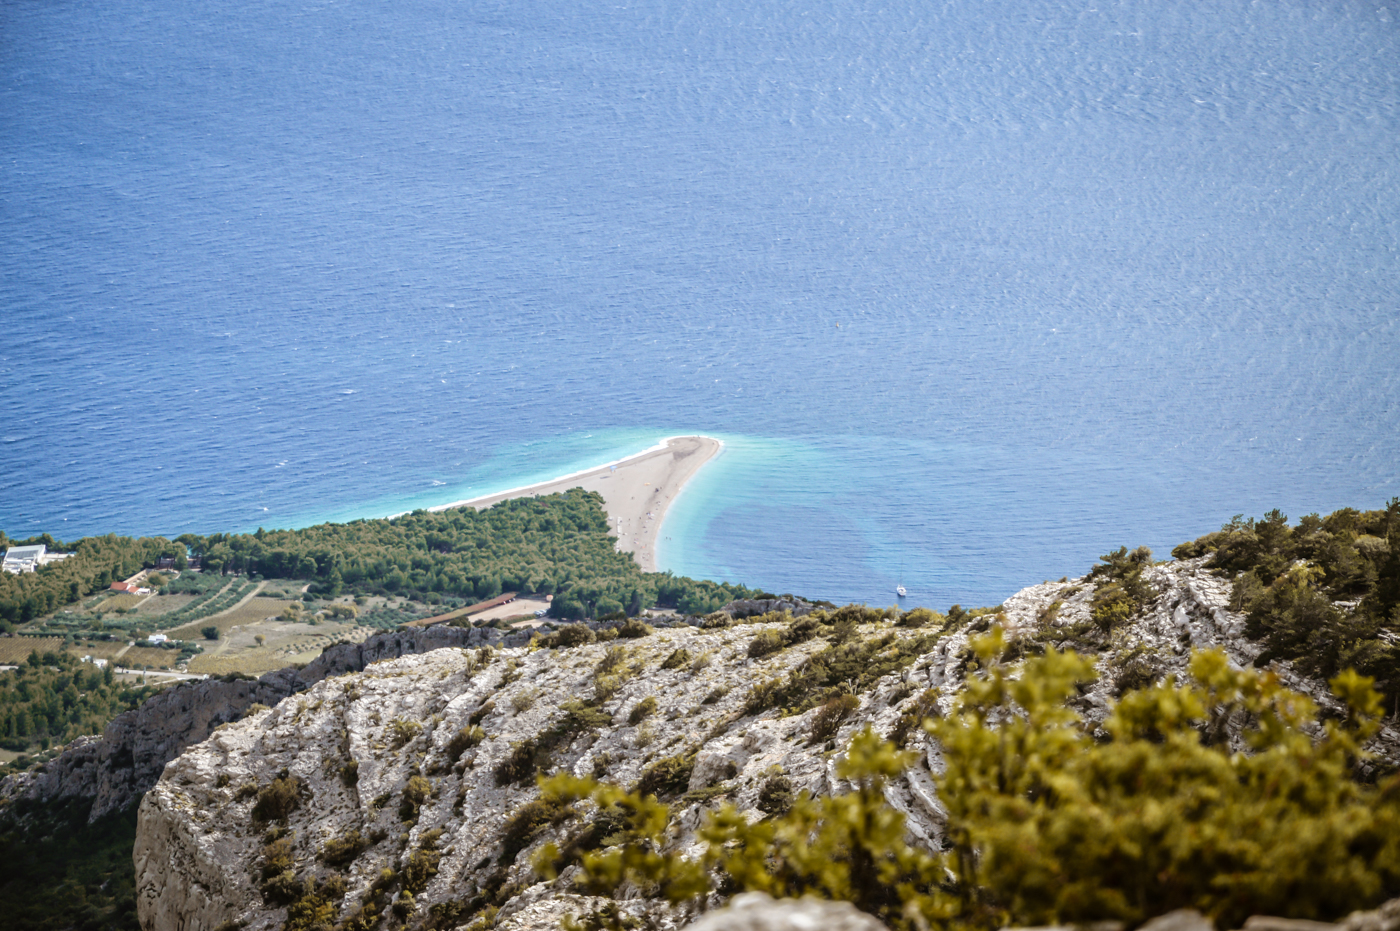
554, 699, 612, 739
808, 693, 859, 743
923, 629, 1400, 927
775, 616, 816, 646
389, 717, 422, 749
826, 604, 891, 625
500, 795, 573, 864
756, 770, 795, 815
890, 688, 940, 747
468, 701, 494, 726
635, 753, 694, 799
251, 773, 303, 824
659, 648, 692, 670
546, 628, 1400, 931
494, 738, 544, 787
340, 759, 359, 786
320, 830, 370, 867
701, 686, 727, 705
260, 868, 303, 906
593, 674, 623, 704
284, 875, 347, 931
445, 725, 486, 763
595, 645, 629, 675
1110, 643, 1162, 694
543, 623, 596, 649
399, 774, 432, 823
700, 612, 731, 629
616, 618, 653, 639
896, 607, 942, 629
741, 679, 781, 715
627, 696, 658, 726
201, 625, 219, 640
1088, 546, 1155, 630
260, 835, 295, 879
742, 630, 938, 717
747, 630, 785, 659
402, 845, 442, 895
1035, 600, 1063, 626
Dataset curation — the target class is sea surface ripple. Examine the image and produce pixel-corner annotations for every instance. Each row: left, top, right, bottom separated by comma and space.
2, 0, 1397, 608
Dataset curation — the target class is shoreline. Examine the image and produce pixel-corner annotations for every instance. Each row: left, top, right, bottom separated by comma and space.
436, 435, 722, 572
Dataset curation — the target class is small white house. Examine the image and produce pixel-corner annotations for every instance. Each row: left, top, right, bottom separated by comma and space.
148, 633, 169, 644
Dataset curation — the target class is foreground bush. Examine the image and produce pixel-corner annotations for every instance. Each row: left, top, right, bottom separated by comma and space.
543, 630, 1400, 930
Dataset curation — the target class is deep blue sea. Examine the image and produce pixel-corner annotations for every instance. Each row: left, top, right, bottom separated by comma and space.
2, 0, 1397, 609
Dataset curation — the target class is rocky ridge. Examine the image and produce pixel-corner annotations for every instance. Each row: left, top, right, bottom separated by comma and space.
134, 557, 1400, 931
0, 625, 510, 822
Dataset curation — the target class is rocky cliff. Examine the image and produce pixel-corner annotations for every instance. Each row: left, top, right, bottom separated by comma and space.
0, 625, 510, 823
134, 558, 1400, 931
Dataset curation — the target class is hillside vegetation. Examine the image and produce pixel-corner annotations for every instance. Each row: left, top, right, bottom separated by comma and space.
1173, 500, 1400, 708
2, 490, 752, 631
0, 650, 163, 774
6, 500, 1400, 931
553, 635, 1397, 929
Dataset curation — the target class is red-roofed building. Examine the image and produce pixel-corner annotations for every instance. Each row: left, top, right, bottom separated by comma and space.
110, 582, 137, 594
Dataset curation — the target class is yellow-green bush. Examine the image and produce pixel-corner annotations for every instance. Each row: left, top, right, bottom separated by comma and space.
930, 629, 1400, 927
659, 648, 692, 670
627, 696, 658, 726
546, 629, 1400, 930
747, 630, 786, 659
445, 725, 486, 763
398, 774, 432, 823
319, 829, 370, 867
250, 773, 303, 824
808, 693, 859, 743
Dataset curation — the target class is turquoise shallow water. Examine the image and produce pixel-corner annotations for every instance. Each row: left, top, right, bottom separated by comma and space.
2, 0, 1398, 609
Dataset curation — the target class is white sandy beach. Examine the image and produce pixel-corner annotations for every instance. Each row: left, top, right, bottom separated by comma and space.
439, 436, 721, 572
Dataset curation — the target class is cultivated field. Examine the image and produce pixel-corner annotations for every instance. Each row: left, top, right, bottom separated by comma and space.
120, 647, 180, 670
165, 596, 285, 640
65, 640, 130, 660
186, 616, 372, 676
0, 637, 65, 663
133, 594, 199, 616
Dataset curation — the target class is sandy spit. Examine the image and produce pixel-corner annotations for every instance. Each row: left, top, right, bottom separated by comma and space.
434, 436, 722, 572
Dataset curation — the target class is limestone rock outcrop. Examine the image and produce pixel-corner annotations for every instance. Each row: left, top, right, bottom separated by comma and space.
133, 559, 1400, 931
684, 892, 890, 931
1, 625, 506, 822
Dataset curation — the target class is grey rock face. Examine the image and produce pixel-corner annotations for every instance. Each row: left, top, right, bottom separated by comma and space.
684, 892, 890, 931
1340, 897, 1400, 931
1138, 910, 1214, 931
0, 625, 503, 822
129, 560, 1400, 931
722, 599, 815, 619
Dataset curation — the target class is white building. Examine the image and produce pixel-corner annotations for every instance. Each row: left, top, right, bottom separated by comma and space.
1, 544, 74, 574
5, 545, 45, 573
148, 633, 169, 644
